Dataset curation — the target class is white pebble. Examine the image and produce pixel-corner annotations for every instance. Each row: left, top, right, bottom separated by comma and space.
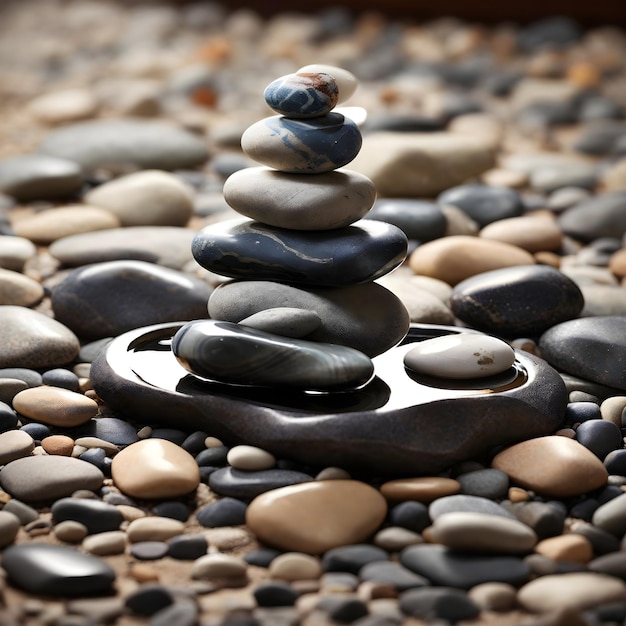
227, 445, 275, 471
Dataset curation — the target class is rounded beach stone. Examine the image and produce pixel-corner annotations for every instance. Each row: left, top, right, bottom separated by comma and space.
223, 167, 375, 230
82, 531, 127, 556
269, 552, 323, 581
298, 64, 358, 104
111, 439, 200, 499
28, 88, 98, 125
429, 494, 515, 521
246, 480, 387, 554
191, 553, 248, 581
373, 527, 423, 551
84, 170, 194, 227
360, 561, 429, 591
53, 520, 88, 543
239, 308, 321, 339
197, 497, 247, 527
0, 456, 104, 503
208, 467, 313, 500
367, 199, 447, 243
13, 387, 98, 428
0, 429, 35, 465
227, 445, 276, 471
591, 492, 626, 537
0, 235, 37, 272
408, 236, 535, 286
558, 191, 626, 242
0, 510, 20, 547
450, 265, 584, 336
0, 268, 44, 307
379, 477, 461, 502
468, 582, 517, 612
126, 517, 185, 542
491, 436, 608, 498
403, 333, 516, 379
41, 435, 75, 456
241, 113, 362, 174
479, 215, 563, 252
399, 587, 480, 622
264, 72, 338, 118
534, 534, 593, 563
51, 497, 124, 535
0, 306, 79, 368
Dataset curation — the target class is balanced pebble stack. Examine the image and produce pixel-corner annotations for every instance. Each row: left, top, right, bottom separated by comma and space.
173, 65, 410, 390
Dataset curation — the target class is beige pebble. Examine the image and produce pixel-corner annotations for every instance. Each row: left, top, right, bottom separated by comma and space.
0, 429, 35, 465
0, 268, 44, 307
491, 436, 608, 498
227, 445, 275, 471
601, 156, 626, 192
137, 426, 152, 439
116, 505, 146, 522
408, 236, 535, 285
73, 437, 119, 456
129, 563, 160, 583
71, 445, 88, 458
441, 204, 480, 237
246, 480, 387, 554
468, 582, 517, 612
269, 552, 322, 581
12, 387, 98, 428
373, 526, 423, 551
204, 436, 224, 448
555, 428, 576, 438
53, 520, 88, 543
203, 527, 251, 551
609, 249, 626, 278
41, 435, 75, 456
534, 534, 593, 564
82, 530, 127, 556
507, 487, 530, 503
479, 215, 563, 253
191, 553, 248, 581
315, 467, 351, 481
379, 477, 461, 502
482, 168, 528, 188
111, 438, 200, 499
600, 396, 626, 428
534, 250, 561, 268
126, 516, 185, 542
28, 88, 98, 124
0, 510, 21, 548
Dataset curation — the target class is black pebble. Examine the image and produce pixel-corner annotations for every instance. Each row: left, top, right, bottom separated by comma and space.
605, 449, 626, 476
181, 430, 209, 454
41, 368, 80, 392
51, 497, 123, 535
565, 401, 602, 423
576, 419, 623, 460
388, 501, 430, 534
253, 581, 299, 607
317, 595, 369, 623
196, 446, 229, 467
20, 422, 51, 443
150, 428, 188, 445
197, 497, 247, 527
322, 544, 389, 574
399, 587, 480, 622
244, 548, 281, 568
153, 501, 190, 522
125, 584, 174, 616
0, 401, 18, 433
168, 534, 208, 560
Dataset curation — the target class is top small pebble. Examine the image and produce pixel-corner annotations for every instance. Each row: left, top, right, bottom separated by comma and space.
264, 72, 339, 118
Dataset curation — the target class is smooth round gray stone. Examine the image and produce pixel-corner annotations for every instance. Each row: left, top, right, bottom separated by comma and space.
367, 199, 446, 242
539, 316, 626, 390
172, 319, 374, 391
208, 280, 410, 358
48, 227, 197, 269
39, 119, 209, 171
451, 265, 584, 336
0, 430, 35, 465
529, 161, 598, 193
0, 456, 104, 503
223, 166, 376, 230
457, 469, 509, 499
0, 154, 83, 201
429, 494, 516, 521
2, 543, 115, 596
359, 561, 430, 591
0, 306, 79, 368
592, 492, 626, 538
51, 260, 212, 339
558, 191, 626, 242
239, 308, 321, 339
580, 285, 626, 317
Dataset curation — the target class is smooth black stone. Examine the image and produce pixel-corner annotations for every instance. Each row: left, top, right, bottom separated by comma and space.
605, 450, 626, 476
539, 317, 626, 390
456, 469, 509, 499
565, 401, 602, 423
388, 501, 430, 533
41, 368, 80, 392
359, 561, 430, 591
78, 448, 110, 475
51, 497, 123, 535
400, 544, 529, 589
196, 446, 229, 467
69, 417, 139, 446
501, 500, 566, 540
367, 199, 446, 242
197, 497, 248, 527
19, 422, 51, 443
437, 184, 524, 227
125, 584, 174, 616
573, 121, 626, 155
517, 16, 582, 52
90, 323, 568, 476
181, 431, 209, 455
199, 466, 219, 482
323, 544, 389, 575
596, 485, 624, 505
244, 548, 281, 568
191, 218, 407, 286
399, 587, 480, 623
429, 495, 515, 521
576, 419, 622, 460
253, 581, 299, 607
207, 467, 313, 500
2, 544, 115, 596
558, 191, 626, 242
594, 602, 626, 624
0, 401, 18, 433
569, 498, 600, 522
152, 501, 190, 522
317, 596, 369, 623
167, 534, 208, 560
450, 265, 584, 337
149, 428, 188, 445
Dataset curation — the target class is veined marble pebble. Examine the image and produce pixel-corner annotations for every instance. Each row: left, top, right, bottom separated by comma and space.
13, 386, 98, 428
298, 65, 358, 104
404, 333, 516, 379
264, 72, 338, 118
241, 113, 362, 174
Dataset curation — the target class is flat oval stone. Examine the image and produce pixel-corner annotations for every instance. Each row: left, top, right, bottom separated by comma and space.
264, 72, 339, 118
450, 265, 584, 337
246, 480, 387, 554
173, 319, 374, 390
0, 235, 37, 272
222, 167, 376, 230
208, 280, 410, 358
239, 307, 321, 339
2, 544, 115, 596
298, 64, 358, 104
208, 467, 313, 499
268, 552, 323, 581
13, 387, 98, 428
404, 334, 516, 379
191, 218, 406, 286
241, 113, 362, 174
399, 587, 480, 622
0, 306, 79, 368
0, 510, 21, 548
379, 477, 461, 502
82, 531, 127, 556
367, 199, 447, 242
126, 517, 185, 542
559, 191, 626, 242
0, 456, 104, 503
227, 445, 276, 471
491, 436, 608, 498
52, 497, 124, 535
429, 494, 516, 521
479, 215, 563, 253
539, 317, 626, 390
0, 429, 35, 465
0, 268, 45, 307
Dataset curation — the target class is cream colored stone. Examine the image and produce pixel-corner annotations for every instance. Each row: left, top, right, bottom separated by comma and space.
479, 215, 563, 253
269, 552, 322, 581
28, 88, 98, 124
468, 582, 517, 612
379, 477, 461, 502
600, 396, 626, 428
373, 526, 423, 551
226, 445, 275, 471
82, 531, 127, 556
12, 387, 97, 428
126, 516, 185, 542
0, 268, 44, 307
191, 553, 248, 581
602, 157, 626, 191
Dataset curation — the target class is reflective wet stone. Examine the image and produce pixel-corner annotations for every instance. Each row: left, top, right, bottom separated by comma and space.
264, 72, 338, 118
197, 498, 248, 527
429, 494, 516, 521
239, 308, 321, 339
172, 319, 374, 390
367, 199, 447, 242
51, 497, 123, 535
208, 467, 313, 500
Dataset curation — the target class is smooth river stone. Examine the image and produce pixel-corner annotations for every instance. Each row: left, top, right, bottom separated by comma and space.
0, 306, 79, 368
264, 72, 339, 118
191, 218, 407, 286
403, 334, 515, 379
298, 64, 358, 104
491, 436, 608, 498
2, 544, 116, 596
222, 167, 376, 230
173, 320, 374, 391
246, 480, 387, 554
558, 190, 626, 242
241, 113, 362, 174
239, 307, 321, 339
367, 199, 447, 243
111, 439, 200, 499
450, 265, 584, 337
0, 430, 35, 465
12, 386, 98, 427
379, 477, 461, 502
479, 215, 563, 253
0, 268, 44, 307
208, 280, 410, 358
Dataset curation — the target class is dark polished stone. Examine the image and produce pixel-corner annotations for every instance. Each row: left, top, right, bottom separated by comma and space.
191, 218, 407, 286
51, 497, 123, 534
367, 199, 446, 242
399, 587, 480, 622
208, 467, 313, 499
558, 191, 626, 243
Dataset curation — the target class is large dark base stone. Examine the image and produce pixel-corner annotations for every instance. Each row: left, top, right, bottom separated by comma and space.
90, 322, 567, 475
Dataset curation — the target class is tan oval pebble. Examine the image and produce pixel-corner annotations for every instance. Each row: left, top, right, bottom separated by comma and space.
468, 582, 518, 612
479, 215, 563, 253
129, 563, 160, 583
508, 487, 530, 503
482, 168, 528, 188
373, 526, 423, 551
12, 387, 98, 428
0, 510, 21, 548
246, 480, 387, 554
379, 477, 461, 503
315, 467, 351, 481
0, 429, 35, 465
137, 426, 153, 439
191, 553, 248, 581
82, 530, 127, 556
205, 436, 224, 448
269, 552, 322, 581
41, 435, 75, 456
226, 445, 275, 471
600, 396, 626, 428
116, 505, 146, 522
126, 516, 185, 543
28, 88, 98, 124
534, 534, 593, 563
73, 437, 119, 456
491, 436, 608, 498
53, 520, 88, 543
409, 235, 535, 286
204, 527, 251, 551
517, 572, 626, 613
429, 511, 537, 554
111, 438, 200, 499
0, 268, 44, 307
610, 249, 626, 278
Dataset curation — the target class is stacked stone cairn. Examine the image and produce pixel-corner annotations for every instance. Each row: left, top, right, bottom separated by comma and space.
172, 65, 410, 391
